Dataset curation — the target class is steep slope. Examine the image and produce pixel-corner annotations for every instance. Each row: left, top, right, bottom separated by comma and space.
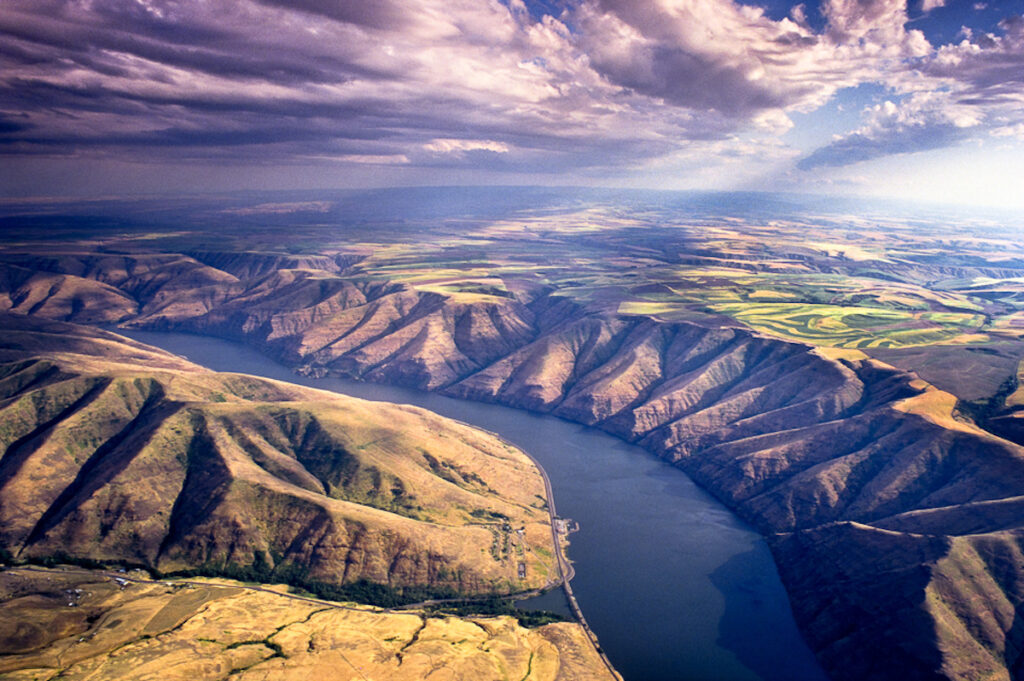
448, 313, 1024, 681
0, 315, 556, 597
2, 249, 1024, 680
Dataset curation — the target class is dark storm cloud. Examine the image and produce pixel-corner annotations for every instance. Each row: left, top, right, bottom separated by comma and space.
583, 40, 790, 113
251, 0, 412, 30
0, 114, 31, 135
1, 0, 699, 175
0, 6, 371, 86
0, 1, 544, 169
0, 124, 386, 150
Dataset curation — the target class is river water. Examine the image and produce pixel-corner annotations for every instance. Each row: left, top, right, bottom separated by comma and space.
121, 329, 828, 681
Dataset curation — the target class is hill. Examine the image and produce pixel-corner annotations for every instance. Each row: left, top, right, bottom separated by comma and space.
2, 205, 1024, 681
0, 314, 556, 598
0, 566, 608, 681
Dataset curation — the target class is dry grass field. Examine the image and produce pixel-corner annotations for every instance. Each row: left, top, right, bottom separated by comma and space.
0, 567, 612, 681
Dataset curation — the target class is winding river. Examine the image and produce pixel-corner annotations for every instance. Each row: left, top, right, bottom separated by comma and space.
121, 329, 828, 681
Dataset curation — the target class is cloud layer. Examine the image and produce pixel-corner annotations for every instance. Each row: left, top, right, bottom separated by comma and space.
1, 0, 1024, 189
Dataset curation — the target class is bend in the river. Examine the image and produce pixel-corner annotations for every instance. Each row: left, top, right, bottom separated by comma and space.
121, 329, 829, 681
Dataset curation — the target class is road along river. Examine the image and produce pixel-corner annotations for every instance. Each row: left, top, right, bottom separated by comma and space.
121, 329, 828, 681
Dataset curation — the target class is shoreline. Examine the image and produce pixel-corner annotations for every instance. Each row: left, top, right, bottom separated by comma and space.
449, 416, 621, 680
115, 325, 827, 681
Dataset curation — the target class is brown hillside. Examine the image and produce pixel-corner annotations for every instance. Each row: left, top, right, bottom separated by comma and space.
0, 315, 555, 597
2, 249, 1024, 680
0, 567, 612, 681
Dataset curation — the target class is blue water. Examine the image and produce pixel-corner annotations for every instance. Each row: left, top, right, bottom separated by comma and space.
121, 329, 828, 681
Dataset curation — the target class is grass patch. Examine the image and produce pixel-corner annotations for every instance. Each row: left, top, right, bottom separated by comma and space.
707, 302, 983, 348
425, 597, 567, 628
165, 555, 462, 609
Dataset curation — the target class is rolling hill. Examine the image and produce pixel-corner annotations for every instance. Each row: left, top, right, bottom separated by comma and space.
2, 232, 1024, 680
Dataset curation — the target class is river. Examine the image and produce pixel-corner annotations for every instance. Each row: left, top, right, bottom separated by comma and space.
120, 329, 828, 681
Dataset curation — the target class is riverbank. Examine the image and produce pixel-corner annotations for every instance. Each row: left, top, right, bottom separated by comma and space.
460, 418, 621, 680
119, 329, 827, 681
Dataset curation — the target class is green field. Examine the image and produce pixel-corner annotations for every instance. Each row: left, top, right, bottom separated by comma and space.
703, 303, 984, 348
5, 198, 1024, 352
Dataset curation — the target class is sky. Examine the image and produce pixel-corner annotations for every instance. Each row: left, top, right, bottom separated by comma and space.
2, 0, 1024, 209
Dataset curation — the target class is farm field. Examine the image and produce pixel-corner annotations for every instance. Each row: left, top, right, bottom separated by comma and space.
325, 205, 1024, 355
5, 191, 1024, 396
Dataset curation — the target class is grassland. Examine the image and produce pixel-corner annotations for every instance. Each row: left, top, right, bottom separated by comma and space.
305, 210, 1024, 353
0, 567, 612, 681
279, 207, 1024, 405
5, 197, 1024, 355
700, 302, 983, 348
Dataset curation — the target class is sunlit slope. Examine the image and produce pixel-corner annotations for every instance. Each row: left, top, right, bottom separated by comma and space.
3, 239, 1024, 679
0, 315, 555, 595
7, 207, 1024, 363
0, 567, 609, 681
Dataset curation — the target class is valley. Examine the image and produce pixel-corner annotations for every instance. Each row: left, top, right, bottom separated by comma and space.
1, 189, 1023, 680
118, 327, 826, 681
0, 313, 618, 680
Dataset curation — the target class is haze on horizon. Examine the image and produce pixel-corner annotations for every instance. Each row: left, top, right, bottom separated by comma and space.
2, 0, 1024, 210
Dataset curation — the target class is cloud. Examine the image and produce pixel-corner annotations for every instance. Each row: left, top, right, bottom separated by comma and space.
0, 2, 548, 161
566, 0, 945, 137
797, 9, 1024, 170
0, 0, 1024, 191
797, 122, 966, 169
920, 0, 946, 14
926, 15, 1024, 104
822, 0, 927, 51
222, 200, 334, 215
571, 0, 926, 119
251, 0, 411, 30
913, 14, 1024, 142
0, 0, 758, 183
1, 0, 690, 173
424, 139, 511, 154
798, 93, 980, 169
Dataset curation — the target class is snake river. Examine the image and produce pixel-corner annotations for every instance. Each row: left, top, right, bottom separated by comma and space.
122, 329, 827, 681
